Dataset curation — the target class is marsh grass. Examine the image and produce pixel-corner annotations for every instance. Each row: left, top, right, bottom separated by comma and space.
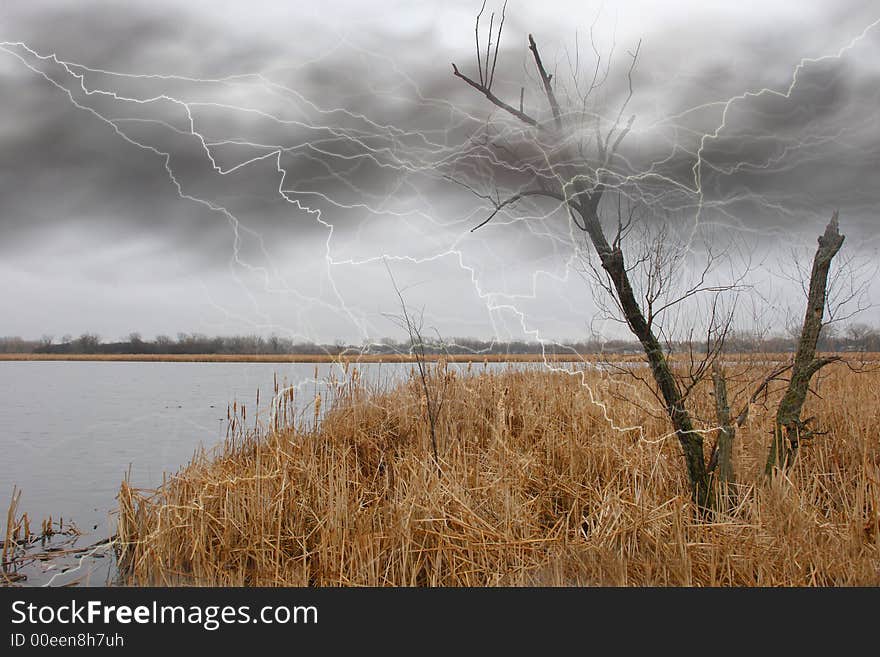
116, 362, 880, 586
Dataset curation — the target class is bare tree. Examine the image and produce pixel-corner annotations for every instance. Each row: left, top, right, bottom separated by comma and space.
448, 7, 741, 507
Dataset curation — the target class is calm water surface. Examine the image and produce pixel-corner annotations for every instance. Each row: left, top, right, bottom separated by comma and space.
0, 360, 531, 585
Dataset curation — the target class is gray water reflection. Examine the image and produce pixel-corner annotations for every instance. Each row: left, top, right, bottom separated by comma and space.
0, 360, 546, 585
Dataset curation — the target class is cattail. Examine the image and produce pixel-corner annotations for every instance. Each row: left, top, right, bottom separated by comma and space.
495, 385, 509, 437
112, 365, 880, 586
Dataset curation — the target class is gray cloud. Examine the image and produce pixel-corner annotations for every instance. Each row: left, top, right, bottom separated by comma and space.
1, 0, 878, 340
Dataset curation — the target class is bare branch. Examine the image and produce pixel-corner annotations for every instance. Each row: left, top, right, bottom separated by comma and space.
604, 39, 641, 159
528, 34, 563, 130
734, 362, 793, 427
470, 188, 568, 232
451, 63, 539, 127
474, 0, 487, 85
488, 2, 508, 90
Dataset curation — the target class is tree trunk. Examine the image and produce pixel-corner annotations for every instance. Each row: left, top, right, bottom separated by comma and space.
598, 246, 709, 504
570, 189, 709, 505
710, 364, 736, 485
710, 363, 736, 510
455, 13, 848, 499
451, 37, 711, 507
765, 213, 844, 474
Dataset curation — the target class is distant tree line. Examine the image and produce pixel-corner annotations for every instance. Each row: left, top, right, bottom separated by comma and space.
1, 324, 878, 355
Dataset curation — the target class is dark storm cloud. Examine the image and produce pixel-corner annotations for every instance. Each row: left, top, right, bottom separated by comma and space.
1, 2, 279, 76
0, 2, 288, 266
1, 0, 879, 340
579, 11, 880, 244
3, 0, 876, 259
0, 1, 487, 267
696, 56, 880, 239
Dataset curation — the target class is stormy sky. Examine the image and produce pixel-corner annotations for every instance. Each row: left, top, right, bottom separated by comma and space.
1, 0, 878, 344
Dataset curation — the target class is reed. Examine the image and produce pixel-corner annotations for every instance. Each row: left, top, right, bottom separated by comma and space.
116, 363, 880, 586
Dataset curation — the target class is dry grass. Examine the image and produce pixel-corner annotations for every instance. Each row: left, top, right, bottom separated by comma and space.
117, 362, 880, 586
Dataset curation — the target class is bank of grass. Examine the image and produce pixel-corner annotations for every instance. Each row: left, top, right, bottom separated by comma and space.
117, 363, 880, 586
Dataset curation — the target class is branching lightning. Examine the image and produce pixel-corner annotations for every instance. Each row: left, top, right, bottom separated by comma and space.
1, 7, 878, 450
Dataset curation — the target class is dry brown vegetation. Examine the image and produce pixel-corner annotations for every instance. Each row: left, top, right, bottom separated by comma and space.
117, 362, 880, 586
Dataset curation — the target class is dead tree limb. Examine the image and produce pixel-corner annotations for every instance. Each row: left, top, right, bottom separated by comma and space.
708, 362, 740, 513
734, 362, 793, 427
765, 212, 845, 474
451, 62, 539, 127
528, 34, 562, 129
709, 363, 736, 488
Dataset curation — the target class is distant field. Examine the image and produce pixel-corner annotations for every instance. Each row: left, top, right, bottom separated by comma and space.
0, 352, 622, 363
1, 352, 875, 364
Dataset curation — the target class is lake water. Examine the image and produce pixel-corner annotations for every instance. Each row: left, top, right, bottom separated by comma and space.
0, 359, 536, 585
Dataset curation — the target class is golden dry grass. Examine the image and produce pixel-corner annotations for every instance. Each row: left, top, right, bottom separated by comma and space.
117, 362, 880, 586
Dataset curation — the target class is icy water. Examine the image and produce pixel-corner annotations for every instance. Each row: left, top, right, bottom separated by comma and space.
0, 359, 538, 585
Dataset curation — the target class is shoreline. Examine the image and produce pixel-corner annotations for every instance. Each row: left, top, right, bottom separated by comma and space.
1, 352, 872, 364
0, 352, 605, 363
